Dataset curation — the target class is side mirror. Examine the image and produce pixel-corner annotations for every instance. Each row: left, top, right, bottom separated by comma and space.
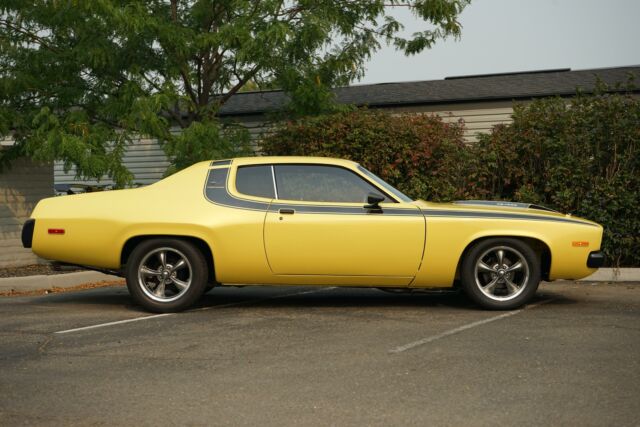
364, 192, 385, 209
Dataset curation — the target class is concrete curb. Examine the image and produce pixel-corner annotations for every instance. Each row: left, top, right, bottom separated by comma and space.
0, 271, 122, 292
579, 268, 640, 282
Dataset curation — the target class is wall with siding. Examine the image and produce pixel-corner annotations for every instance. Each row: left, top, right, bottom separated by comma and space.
386, 100, 517, 143
0, 157, 53, 267
54, 137, 171, 187
53, 121, 273, 185
53, 101, 517, 186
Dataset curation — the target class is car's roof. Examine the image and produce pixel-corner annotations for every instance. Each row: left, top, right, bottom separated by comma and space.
219, 156, 359, 168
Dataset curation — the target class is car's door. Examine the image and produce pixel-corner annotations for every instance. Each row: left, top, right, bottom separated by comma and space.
263, 164, 425, 280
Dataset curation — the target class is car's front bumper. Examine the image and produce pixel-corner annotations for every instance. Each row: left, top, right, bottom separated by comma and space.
587, 251, 605, 268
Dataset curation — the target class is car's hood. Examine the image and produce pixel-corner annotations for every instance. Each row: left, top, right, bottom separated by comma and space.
412, 199, 600, 227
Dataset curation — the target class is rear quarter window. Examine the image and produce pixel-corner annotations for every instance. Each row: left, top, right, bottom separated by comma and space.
235, 165, 275, 199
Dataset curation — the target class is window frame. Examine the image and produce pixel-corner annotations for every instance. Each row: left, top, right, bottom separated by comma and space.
232, 164, 277, 201
271, 163, 398, 204
230, 162, 402, 204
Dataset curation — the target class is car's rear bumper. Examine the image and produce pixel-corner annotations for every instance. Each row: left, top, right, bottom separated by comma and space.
587, 251, 605, 268
21, 219, 35, 248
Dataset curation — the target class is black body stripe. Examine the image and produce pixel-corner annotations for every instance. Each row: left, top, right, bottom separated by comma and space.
422, 210, 597, 226
203, 168, 597, 226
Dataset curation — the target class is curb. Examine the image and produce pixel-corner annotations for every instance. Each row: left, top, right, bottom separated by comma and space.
579, 268, 640, 282
0, 271, 122, 292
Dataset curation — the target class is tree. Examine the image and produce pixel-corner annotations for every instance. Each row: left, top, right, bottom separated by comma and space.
0, 0, 469, 186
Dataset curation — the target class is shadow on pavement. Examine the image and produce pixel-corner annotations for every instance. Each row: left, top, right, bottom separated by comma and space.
7, 284, 579, 313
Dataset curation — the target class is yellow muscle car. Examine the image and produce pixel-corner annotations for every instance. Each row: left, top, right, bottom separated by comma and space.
22, 157, 604, 312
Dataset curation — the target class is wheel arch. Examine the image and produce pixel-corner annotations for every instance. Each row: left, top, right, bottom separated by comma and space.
454, 235, 552, 284
120, 235, 216, 284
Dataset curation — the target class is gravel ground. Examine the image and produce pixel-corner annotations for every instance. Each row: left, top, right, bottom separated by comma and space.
0, 264, 85, 278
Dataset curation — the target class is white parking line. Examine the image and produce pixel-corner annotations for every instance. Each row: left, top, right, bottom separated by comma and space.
389, 298, 553, 354
54, 287, 336, 335
55, 313, 173, 334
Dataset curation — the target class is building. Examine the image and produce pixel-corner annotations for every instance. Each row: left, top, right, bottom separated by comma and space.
54, 65, 640, 187
0, 155, 53, 267
1, 65, 638, 267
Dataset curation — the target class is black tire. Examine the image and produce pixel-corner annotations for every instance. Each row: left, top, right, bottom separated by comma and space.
460, 238, 541, 310
125, 238, 208, 313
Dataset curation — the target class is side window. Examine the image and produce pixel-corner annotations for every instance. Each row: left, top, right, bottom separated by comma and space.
235, 165, 275, 199
274, 165, 391, 203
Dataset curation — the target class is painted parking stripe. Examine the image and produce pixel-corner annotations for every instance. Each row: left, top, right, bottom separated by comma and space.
54, 287, 336, 335
55, 313, 173, 334
388, 298, 553, 354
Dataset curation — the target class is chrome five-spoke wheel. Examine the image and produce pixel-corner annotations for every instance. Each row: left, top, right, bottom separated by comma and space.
138, 247, 193, 302
125, 238, 209, 312
461, 238, 541, 310
475, 246, 529, 302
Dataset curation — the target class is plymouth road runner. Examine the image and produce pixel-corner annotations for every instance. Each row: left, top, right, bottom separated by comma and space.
22, 157, 604, 312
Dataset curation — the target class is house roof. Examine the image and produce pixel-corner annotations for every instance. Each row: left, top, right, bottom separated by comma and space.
218, 65, 640, 117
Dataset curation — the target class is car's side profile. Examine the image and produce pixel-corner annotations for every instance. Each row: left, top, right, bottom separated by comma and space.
22, 157, 604, 312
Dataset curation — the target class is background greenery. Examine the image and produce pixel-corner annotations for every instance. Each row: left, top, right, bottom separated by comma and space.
262, 90, 640, 267
0, 0, 469, 185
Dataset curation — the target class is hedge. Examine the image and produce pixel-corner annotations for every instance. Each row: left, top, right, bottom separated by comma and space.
261, 110, 472, 201
261, 91, 639, 267
469, 92, 639, 267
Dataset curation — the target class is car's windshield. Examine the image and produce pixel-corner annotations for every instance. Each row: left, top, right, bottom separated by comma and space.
357, 165, 413, 203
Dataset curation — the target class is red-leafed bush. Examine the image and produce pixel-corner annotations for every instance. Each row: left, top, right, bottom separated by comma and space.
261, 109, 471, 201
469, 91, 640, 267
261, 88, 640, 267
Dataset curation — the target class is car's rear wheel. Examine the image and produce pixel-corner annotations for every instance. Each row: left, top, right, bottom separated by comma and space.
125, 238, 208, 313
461, 238, 540, 310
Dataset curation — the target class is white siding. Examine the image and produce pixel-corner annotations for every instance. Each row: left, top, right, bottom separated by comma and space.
387, 100, 517, 143
0, 157, 53, 267
437, 107, 514, 143
53, 123, 272, 186
54, 137, 170, 186
233, 116, 274, 154
53, 101, 519, 186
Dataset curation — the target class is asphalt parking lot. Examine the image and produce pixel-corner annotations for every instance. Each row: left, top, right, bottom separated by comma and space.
0, 282, 638, 426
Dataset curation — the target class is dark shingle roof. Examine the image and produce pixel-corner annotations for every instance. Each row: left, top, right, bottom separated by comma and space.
218, 65, 640, 117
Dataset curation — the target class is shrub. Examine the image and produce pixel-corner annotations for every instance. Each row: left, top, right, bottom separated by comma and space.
470, 91, 639, 267
261, 109, 470, 201
261, 91, 639, 267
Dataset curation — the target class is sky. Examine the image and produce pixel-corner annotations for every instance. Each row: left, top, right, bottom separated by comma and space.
360, 0, 640, 84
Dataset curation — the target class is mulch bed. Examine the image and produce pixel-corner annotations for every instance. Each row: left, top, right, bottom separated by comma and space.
0, 263, 85, 278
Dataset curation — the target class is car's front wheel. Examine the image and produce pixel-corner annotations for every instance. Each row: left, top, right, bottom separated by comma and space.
125, 238, 208, 313
460, 238, 541, 310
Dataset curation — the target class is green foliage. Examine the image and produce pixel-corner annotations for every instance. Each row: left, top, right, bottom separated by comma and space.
261, 109, 470, 201
163, 119, 252, 175
262, 91, 640, 267
470, 90, 640, 267
0, 0, 469, 186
